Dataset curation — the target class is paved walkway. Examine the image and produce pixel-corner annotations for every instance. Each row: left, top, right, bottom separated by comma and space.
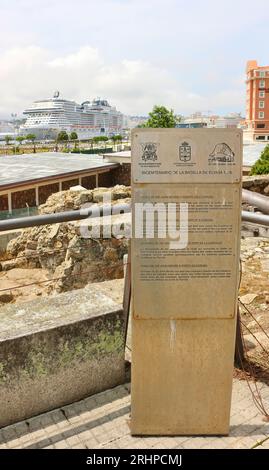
0, 378, 269, 449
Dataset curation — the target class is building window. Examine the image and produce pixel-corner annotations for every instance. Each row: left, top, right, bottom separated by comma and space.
259, 111, 265, 119
259, 101, 265, 108
256, 135, 266, 140
259, 91, 265, 98
260, 71, 266, 78
257, 123, 265, 129
259, 80, 265, 88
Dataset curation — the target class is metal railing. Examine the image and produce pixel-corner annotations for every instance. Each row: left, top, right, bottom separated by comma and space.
0, 203, 131, 231
0, 204, 269, 232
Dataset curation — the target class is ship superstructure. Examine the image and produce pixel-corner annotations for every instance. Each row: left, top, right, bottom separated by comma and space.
20, 92, 123, 139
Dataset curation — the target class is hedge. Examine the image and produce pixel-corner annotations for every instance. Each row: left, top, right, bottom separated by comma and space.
71, 147, 113, 155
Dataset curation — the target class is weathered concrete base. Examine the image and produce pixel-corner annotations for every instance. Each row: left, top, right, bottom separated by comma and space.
0, 286, 125, 428
131, 317, 237, 435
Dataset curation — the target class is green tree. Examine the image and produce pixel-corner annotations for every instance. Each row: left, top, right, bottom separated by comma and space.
250, 144, 269, 175
25, 133, 36, 142
70, 131, 78, 141
16, 136, 25, 145
57, 131, 69, 142
98, 135, 108, 148
92, 136, 102, 144
111, 134, 123, 143
4, 135, 12, 145
25, 133, 37, 153
142, 105, 180, 128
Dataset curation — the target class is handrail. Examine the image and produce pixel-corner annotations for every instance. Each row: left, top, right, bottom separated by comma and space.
0, 203, 131, 232
0, 204, 268, 232
241, 210, 269, 227
242, 189, 269, 215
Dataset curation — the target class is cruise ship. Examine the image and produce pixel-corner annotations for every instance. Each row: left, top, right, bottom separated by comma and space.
20, 91, 124, 140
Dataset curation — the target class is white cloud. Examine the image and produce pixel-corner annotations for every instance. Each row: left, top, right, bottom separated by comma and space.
0, 45, 244, 118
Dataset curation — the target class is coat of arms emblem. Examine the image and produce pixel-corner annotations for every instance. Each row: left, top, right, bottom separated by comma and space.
141, 142, 158, 162
179, 142, 191, 162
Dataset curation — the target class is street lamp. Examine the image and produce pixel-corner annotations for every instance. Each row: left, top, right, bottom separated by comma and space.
11, 113, 18, 137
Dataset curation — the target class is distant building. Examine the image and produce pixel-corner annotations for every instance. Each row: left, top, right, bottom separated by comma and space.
176, 122, 207, 129
0, 121, 16, 141
245, 60, 269, 142
177, 112, 243, 129
214, 113, 243, 128
125, 116, 148, 129
177, 113, 213, 128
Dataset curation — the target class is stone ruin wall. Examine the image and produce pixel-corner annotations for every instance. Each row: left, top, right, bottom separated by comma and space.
1, 174, 269, 302
242, 174, 269, 195
1, 186, 131, 297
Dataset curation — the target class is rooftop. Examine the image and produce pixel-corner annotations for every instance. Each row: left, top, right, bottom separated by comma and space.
103, 150, 131, 164
0, 152, 118, 191
0, 143, 266, 191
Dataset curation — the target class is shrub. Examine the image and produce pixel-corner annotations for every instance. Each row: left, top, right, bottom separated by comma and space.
250, 144, 269, 175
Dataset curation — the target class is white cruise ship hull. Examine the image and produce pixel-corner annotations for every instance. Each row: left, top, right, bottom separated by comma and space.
20, 95, 123, 140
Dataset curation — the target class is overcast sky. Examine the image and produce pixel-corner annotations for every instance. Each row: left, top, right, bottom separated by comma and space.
1, 0, 269, 118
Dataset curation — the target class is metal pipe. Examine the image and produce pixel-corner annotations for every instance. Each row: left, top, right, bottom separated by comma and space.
242, 189, 269, 215
241, 210, 269, 227
1, 204, 269, 232
0, 203, 131, 232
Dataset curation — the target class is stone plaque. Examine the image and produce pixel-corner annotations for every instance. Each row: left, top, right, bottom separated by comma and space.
133, 128, 241, 184
131, 129, 242, 436
132, 184, 240, 319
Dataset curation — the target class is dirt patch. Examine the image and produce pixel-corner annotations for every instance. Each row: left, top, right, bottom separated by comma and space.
0, 268, 50, 305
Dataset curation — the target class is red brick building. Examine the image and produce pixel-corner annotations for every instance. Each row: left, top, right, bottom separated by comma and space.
246, 60, 269, 141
